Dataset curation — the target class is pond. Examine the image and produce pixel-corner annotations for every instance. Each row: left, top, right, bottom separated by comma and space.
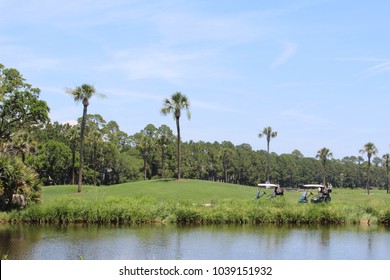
0, 224, 389, 260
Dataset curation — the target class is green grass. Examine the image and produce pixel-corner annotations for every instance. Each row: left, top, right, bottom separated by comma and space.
41, 179, 260, 204
3, 179, 390, 225
41, 179, 390, 206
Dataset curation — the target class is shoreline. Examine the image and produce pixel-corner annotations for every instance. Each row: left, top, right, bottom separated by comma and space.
1, 197, 389, 226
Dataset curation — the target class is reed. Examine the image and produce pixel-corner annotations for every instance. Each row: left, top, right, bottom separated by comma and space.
3, 197, 390, 226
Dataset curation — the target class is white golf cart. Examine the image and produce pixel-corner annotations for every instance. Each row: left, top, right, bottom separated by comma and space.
256, 183, 284, 199
298, 184, 331, 203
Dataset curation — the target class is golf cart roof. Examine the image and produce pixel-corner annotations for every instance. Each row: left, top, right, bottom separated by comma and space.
301, 184, 324, 189
257, 183, 279, 189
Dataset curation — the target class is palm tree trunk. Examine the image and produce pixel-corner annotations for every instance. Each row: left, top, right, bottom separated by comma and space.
77, 103, 88, 193
71, 148, 75, 185
266, 140, 270, 182
366, 159, 371, 195
387, 167, 390, 194
323, 161, 326, 186
93, 143, 97, 186
224, 163, 228, 183
176, 117, 181, 180
161, 148, 165, 178
143, 153, 147, 180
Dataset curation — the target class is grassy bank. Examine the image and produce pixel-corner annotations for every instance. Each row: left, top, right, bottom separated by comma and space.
2, 179, 390, 225
4, 197, 390, 225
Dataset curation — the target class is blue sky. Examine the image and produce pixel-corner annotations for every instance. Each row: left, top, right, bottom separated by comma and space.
1, 0, 390, 159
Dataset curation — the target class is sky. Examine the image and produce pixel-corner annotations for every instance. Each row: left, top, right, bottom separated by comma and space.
1, 0, 390, 159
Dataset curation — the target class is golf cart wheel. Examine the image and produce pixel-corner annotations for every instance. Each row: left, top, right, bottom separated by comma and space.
325, 197, 331, 203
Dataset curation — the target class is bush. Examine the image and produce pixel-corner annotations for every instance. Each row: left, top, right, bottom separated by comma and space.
0, 156, 42, 211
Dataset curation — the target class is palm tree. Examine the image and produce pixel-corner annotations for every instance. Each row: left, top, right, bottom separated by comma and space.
316, 147, 333, 185
0, 155, 41, 210
5, 131, 36, 163
161, 92, 190, 180
258, 126, 277, 182
382, 154, 390, 194
66, 84, 105, 192
359, 142, 378, 195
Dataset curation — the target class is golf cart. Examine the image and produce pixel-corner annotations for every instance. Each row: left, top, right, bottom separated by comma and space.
299, 184, 331, 203
298, 189, 313, 203
256, 183, 284, 199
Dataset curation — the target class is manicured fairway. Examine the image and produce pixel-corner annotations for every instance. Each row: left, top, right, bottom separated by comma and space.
41, 179, 390, 206
42, 179, 257, 204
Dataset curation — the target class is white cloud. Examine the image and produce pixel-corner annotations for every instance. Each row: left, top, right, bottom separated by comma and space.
276, 82, 311, 88
102, 87, 164, 102
0, 0, 128, 26
332, 56, 384, 62
331, 56, 390, 78
101, 41, 239, 86
0, 40, 62, 74
279, 100, 329, 125
271, 42, 298, 69
62, 120, 78, 126
154, 12, 262, 45
102, 47, 201, 82
281, 108, 317, 122
191, 99, 244, 114
362, 59, 390, 77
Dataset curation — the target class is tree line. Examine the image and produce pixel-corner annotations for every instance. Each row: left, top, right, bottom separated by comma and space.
13, 119, 390, 191
0, 64, 389, 209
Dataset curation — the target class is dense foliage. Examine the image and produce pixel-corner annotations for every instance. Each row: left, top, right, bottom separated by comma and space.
25, 119, 389, 190
0, 64, 49, 141
0, 155, 41, 210
0, 64, 49, 210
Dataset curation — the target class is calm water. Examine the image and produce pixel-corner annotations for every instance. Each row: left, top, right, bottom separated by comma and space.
0, 224, 389, 260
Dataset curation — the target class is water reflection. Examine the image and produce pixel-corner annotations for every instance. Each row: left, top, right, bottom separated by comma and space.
0, 224, 389, 260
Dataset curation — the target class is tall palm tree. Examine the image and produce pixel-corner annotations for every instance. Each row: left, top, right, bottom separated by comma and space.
382, 154, 390, 194
258, 126, 277, 182
316, 147, 333, 185
161, 92, 190, 180
66, 84, 105, 192
359, 142, 378, 195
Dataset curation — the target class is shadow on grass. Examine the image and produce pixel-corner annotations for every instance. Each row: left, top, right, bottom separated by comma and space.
153, 178, 183, 183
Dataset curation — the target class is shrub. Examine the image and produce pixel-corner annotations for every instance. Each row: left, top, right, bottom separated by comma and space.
0, 156, 42, 211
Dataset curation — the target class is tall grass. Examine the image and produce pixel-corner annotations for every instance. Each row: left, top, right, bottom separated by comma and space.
3, 196, 390, 226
